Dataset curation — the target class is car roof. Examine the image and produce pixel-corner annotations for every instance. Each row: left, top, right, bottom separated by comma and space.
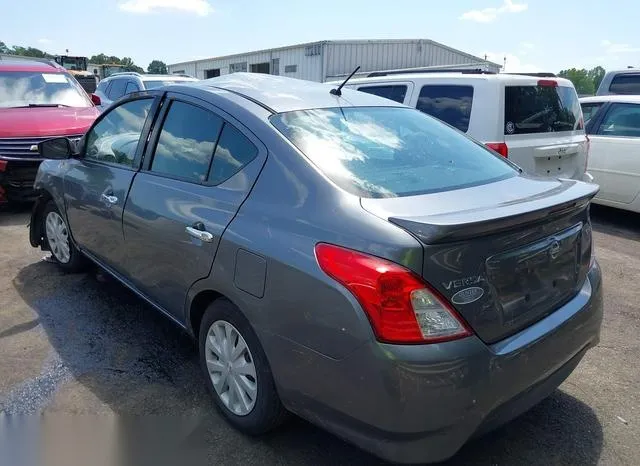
604, 69, 640, 75
0, 57, 63, 73
580, 95, 640, 104
189, 73, 406, 113
140, 74, 197, 81
341, 72, 574, 87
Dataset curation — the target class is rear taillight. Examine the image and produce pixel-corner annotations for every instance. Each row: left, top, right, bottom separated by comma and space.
0, 160, 7, 172
485, 142, 509, 158
315, 243, 473, 344
584, 135, 591, 174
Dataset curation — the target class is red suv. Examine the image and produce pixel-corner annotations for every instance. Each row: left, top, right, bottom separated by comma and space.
0, 57, 100, 203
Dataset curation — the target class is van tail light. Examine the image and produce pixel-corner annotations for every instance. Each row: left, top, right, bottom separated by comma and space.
485, 142, 509, 158
538, 79, 558, 87
0, 160, 7, 172
315, 243, 473, 344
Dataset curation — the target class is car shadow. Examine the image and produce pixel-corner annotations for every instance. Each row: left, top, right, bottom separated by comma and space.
590, 204, 640, 241
11, 261, 603, 465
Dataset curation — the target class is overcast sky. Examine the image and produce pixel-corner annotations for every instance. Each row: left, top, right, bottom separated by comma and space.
3, 0, 638, 73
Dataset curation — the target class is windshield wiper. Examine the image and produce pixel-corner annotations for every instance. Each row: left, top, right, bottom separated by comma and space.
11, 104, 71, 108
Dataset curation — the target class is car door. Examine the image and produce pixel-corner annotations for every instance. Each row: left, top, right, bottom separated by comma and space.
122, 93, 267, 320
64, 94, 160, 272
588, 102, 640, 204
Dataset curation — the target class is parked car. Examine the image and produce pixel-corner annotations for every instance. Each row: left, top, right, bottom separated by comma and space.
596, 69, 640, 96
336, 71, 592, 182
580, 95, 640, 213
93, 72, 198, 111
29, 74, 602, 464
0, 57, 100, 203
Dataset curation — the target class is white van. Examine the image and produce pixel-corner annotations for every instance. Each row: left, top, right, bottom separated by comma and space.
340, 71, 592, 182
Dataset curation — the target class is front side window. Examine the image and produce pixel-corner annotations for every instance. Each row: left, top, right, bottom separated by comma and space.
85, 98, 153, 166
150, 101, 223, 182
271, 107, 516, 198
357, 85, 408, 104
416, 85, 474, 132
125, 81, 140, 94
609, 74, 640, 95
597, 103, 640, 137
504, 84, 582, 134
0, 71, 92, 108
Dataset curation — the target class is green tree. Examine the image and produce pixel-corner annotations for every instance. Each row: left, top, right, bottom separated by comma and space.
588, 66, 606, 92
558, 68, 595, 95
147, 59, 168, 74
120, 57, 144, 73
0, 41, 12, 54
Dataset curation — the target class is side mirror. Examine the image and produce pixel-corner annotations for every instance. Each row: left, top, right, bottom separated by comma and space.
38, 137, 73, 160
90, 93, 101, 106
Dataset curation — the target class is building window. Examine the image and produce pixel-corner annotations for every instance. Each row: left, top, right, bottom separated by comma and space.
205, 69, 220, 78
304, 44, 321, 56
172, 70, 185, 75
285, 65, 297, 73
229, 62, 248, 73
250, 62, 270, 74
271, 58, 280, 76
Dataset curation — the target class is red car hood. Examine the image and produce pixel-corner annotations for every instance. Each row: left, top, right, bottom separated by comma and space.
0, 107, 99, 138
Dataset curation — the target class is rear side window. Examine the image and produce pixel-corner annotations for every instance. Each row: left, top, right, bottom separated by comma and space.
415, 85, 474, 132
504, 84, 582, 134
209, 124, 258, 185
597, 103, 640, 137
271, 107, 516, 198
108, 79, 127, 100
357, 85, 408, 104
125, 81, 140, 95
150, 101, 223, 182
609, 74, 640, 95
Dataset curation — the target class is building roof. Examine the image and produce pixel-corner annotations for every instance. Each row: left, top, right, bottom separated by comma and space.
168, 39, 500, 69
191, 73, 405, 113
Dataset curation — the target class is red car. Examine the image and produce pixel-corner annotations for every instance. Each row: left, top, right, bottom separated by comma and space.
0, 57, 100, 203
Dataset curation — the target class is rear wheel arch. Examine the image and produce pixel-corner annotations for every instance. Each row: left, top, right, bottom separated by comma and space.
188, 289, 224, 338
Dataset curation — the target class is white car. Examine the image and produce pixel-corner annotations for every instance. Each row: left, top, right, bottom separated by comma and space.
580, 95, 640, 213
338, 71, 591, 182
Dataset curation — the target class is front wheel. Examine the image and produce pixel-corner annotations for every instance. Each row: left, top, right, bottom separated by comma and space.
42, 201, 85, 272
199, 298, 287, 434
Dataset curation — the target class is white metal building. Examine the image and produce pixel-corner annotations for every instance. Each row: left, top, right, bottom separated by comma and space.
168, 39, 501, 82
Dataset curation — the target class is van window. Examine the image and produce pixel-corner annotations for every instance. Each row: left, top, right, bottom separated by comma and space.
597, 103, 640, 137
271, 107, 516, 198
581, 102, 604, 124
609, 74, 640, 95
416, 85, 474, 132
504, 85, 582, 135
357, 85, 408, 104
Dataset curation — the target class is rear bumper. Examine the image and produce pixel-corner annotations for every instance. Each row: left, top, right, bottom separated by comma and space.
270, 261, 603, 464
0, 157, 41, 202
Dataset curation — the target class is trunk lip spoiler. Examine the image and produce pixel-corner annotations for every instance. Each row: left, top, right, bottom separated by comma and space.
389, 183, 599, 244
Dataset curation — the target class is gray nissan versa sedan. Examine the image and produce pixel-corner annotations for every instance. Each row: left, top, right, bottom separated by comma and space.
29, 73, 603, 464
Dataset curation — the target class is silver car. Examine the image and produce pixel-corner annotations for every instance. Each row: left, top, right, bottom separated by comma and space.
29, 73, 603, 464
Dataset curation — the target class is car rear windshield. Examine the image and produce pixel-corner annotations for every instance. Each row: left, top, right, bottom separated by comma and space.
0, 71, 91, 108
609, 74, 640, 95
271, 107, 516, 198
504, 85, 582, 135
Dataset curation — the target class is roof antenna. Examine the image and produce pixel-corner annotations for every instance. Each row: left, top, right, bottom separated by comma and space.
330, 66, 360, 96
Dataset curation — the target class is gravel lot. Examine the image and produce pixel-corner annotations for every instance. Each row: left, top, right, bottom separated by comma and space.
0, 204, 638, 465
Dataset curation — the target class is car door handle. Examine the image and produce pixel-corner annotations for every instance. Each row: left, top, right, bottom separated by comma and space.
100, 193, 118, 205
185, 226, 214, 243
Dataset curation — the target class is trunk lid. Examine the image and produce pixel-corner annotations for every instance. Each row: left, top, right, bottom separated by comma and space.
361, 176, 598, 343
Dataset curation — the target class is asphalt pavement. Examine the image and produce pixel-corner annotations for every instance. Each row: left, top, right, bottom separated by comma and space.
0, 204, 638, 465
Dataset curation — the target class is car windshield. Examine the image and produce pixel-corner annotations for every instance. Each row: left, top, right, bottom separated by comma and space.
0, 70, 91, 108
271, 107, 517, 198
143, 79, 194, 89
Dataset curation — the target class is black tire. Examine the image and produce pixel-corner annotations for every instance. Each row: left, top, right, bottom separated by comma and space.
199, 298, 287, 435
42, 200, 86, 272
